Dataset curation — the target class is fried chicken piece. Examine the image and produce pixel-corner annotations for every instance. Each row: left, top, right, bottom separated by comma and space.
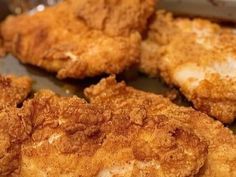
1, 0, 155, 79
6, 89, 206, 177
71, 0, 155, 36
0, 105, 32, 177
85, 76, 236, 177
0, 74, 32, 109
0, 75, 32, 176
140, 11, 236, 123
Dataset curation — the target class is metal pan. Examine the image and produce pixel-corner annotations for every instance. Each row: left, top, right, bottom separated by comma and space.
158, 0, 236, 23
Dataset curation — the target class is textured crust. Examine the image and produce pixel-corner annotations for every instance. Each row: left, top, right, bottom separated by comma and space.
1, 0, 155, 79
19, 90, 111, 177
72, 0, 156, 36
0, 75, 32, 176
0, 89, 206, 177
192, 75, 236, 123
0, 75, 32, 109
140, 11, 236, 123
85, 76, 236, 177
85, 77, 208, 177
0, 106, 32, 177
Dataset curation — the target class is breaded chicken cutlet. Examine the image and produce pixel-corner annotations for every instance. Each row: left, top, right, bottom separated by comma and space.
69, 0, 155, 37
0, 104, 32, 176
1, 0, 155, 79
0, 75, 32, 176
140, 11, 236, 124
0, 74, 32, 109
85, 76, 236, 177
2, 89, 206, 177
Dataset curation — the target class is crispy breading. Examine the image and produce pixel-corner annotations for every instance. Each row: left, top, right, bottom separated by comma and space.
0, 75, 31, 176
85, 76, 236, 177
4, 89, 206, 177
71, 0, 155, 36
0, 74, 32, 109
1, 0, 155, 79
19, 90, 110, 177
0, 106, 32, 177
140, 11, 236, 123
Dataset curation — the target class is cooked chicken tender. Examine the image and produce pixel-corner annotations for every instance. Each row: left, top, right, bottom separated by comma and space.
0, 106, 32, 177
85, 76, 236, 177
0, 74, 32, 176
1, 0, 155, 79
0, 74, 32, 109
71, 0, 155, 36
140, 11, 236, 123
0, 89, 206, 177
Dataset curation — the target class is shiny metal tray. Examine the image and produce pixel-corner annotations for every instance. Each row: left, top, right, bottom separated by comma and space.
158, 0, 236, 22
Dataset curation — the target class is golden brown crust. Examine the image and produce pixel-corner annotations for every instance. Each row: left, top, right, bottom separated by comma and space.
1, 89, 205, 177
0, 106, 32, 176
140, 11, 236, 123
192, 75, 236, 123
0, 75, 32, 109
1, 0, 155, 79
19, 90, 110, 177
85, 77, 208, 177
140, 40, 161, 77
72, 0, 155, 36
0, 75, 31, 176
85, 76, 236, 177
